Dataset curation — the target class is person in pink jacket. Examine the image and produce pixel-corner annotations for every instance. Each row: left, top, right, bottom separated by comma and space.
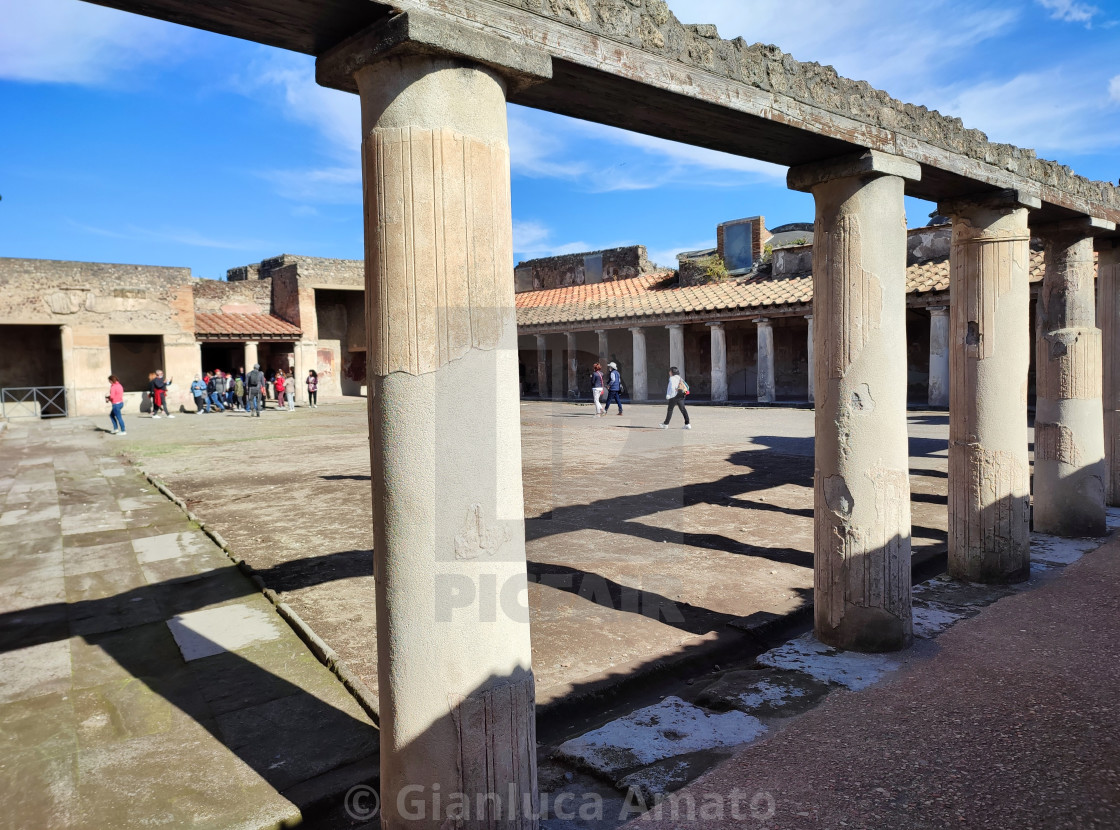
106, 375, 126, 435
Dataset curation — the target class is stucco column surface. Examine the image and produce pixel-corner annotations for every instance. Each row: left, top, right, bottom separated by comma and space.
708, 322, 728, 402
927, 306, 950, 407
630, 327, 648, 401
789, 151, 918, 652
355, 54, 536, 827
535, 333, 548, 399
243, 341, 259, 371
756, 319, 775, 403
667, 323, 685, 379
59, 325, 75, 416
1033, 228, 1106, 536
566, 331, 578, 397
940, 196, 1032, 583
805, 314, 814, 403
1100, 244, 1120, 506
596, 329, 609, 363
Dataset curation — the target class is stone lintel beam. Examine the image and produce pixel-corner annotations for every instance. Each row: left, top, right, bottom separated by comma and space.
1033, 216, 1117, 238
788, 150, 921, 193
937, 188, 1042, 216
316, 9, 552, 95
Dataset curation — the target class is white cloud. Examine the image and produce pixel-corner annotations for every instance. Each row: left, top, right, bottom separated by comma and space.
1110, 75, 1120, 103
512, 219, 600, 259
1037, 0, 1099, 25
646, 240, 716, 269
0, 0, 187, 85
68, 219, 271, 251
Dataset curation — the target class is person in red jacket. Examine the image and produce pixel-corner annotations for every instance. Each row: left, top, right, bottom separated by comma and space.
106, 375, 126, 435
274, 370, 286, 411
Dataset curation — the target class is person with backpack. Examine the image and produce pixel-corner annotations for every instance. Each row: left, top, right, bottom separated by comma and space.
208, 370, 227, 412
233, 374, 245, 411
590, 363, 605, 416
659, 366, 691, 429
605, 361, 624, 416
246, 363, 265, 417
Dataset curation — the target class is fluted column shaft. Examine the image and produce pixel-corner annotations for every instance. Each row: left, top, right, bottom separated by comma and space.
630, 327, 648, 401
566, 331, 578, 397
1101, 244, 1120, 506
535, 334, 548, 399
756, 319, 775, 403
927, 306, 950, 407
667, 324, 685, 379
805, 314, 815, 403
709, 322, 728, 402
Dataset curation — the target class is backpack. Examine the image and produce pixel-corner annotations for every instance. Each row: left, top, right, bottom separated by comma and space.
679, 379, 690, 395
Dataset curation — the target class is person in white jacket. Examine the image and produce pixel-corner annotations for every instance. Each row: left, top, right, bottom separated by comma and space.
660, 366, 691, 429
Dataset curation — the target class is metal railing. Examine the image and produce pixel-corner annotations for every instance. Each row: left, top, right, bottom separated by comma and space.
1, 386, 68, 419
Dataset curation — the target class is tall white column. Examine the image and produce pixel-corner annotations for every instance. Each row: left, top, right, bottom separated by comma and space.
59, 325, 75, 417
630, 326, 648, 401
789, 150, 918, 652
805, 314, 814, 403
596, 329, 609, 363
243, 341, 259, 370
566, 331, 579, 397
756, 318, 775, 403
938, 191, 1036, 584
1100, 242, 1120, 506
708, 322, 728, 402
927, 306, 950, 407
535, 333, 548, 399
352, 51, 537, 826
1033, 221, 1110, 537
667, 323, 685, 380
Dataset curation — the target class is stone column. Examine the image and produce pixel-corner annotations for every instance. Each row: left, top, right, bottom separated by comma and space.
596, 329, 609, 363
789, 150, 919, 652
756, 318, 775, 403
630, 326, 648, 401
566, 331, 579, 397
927, 306, 950, 407
535, 334, 548, 399
667, 323, 685, 379
243, 341, 259, 371
59, 325, 75, 417
708, 322, 728, 402
1100, 241, 1120, 506
1032, 220, 1112, 536
805, 314, 814, 403
937, 190, 1038, 584
343, 42, 543, 826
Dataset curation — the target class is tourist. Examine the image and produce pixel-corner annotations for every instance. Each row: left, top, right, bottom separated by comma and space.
208, 370, 227, 412
225, 371, 237, 409
106, 375, 125, 435
246, 363, 264, 417
285, 370, 296, 411
659, 366, 690, 429
233, 373, 245, 411
190, 374, 207, 413
605, 361, 624, 416
274, 370, 286, 411
306, 369, 318, 408
590, 363, 605, 416
150, 369, 173, 418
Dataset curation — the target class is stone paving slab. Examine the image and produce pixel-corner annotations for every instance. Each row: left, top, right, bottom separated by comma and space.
0, 418, 379, 830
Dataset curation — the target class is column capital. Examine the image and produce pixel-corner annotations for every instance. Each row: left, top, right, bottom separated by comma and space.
937, 187, 1041, 217
705, 321, 724, 329
754, 317, 772, 327
629, 326, 646, 334
788, 150, 920, 193
666, 323, 684, 331
803, 313, 813, 321
317, 9, 552, 95
928, 305, 949, 316
594, 328, 607, 335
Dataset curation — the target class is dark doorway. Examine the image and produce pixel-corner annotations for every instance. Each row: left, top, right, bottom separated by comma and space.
109, 334, 164, 392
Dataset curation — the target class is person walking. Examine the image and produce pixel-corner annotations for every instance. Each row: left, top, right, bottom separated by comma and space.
605, 361, 624, 416
306, 369, 318, 408
150, 369, 174, 418
659, 366, 690, 429
233, 374, 245, 411
285, 370, 296, 411
106, 375, 126, 435
274, 370, 286, 411
208, 370, 227, 412
246, 363, 265, 417
590, 363, 606, 416
190, 374, 207, 413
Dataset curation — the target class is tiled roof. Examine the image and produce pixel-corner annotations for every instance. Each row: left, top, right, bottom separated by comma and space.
194, 312, 301, 339
516, 250, 1048, 329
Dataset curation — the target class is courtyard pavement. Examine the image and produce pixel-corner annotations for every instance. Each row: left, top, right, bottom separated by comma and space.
0, 418, 378, 830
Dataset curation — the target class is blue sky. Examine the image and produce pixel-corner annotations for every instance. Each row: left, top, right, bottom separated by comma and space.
2, 0, 1119, 278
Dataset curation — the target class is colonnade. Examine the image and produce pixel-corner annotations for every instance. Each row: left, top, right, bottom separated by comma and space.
327, 24, 1119, 826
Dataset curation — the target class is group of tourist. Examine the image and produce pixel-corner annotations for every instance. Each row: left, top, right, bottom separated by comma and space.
589, 363, 691, 429
104, 365, 321, 433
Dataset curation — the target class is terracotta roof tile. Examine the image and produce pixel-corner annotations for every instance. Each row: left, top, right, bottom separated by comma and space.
194, 312, 301, 339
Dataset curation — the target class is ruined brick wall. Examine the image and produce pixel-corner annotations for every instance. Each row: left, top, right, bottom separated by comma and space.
516, 245, 653, 291
227, 255, 365, 288
191, 278, 272, 314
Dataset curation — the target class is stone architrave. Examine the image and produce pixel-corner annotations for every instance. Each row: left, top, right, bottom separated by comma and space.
756, 318, 775, 403
805, 314, 814, 403
708, 322, 728, 402
1033, 220, 1112, 536
937, 190, 1038, 584
667, 323, 685, 380
596, 329, 609, 363
346, 43, 543, 826
1101, 242, 1120, 506
630, 327, 648, 401
535, 333, 548, 399
927, 306, 950, 407
566, 331, 579, 397
789, 150, 919, 652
